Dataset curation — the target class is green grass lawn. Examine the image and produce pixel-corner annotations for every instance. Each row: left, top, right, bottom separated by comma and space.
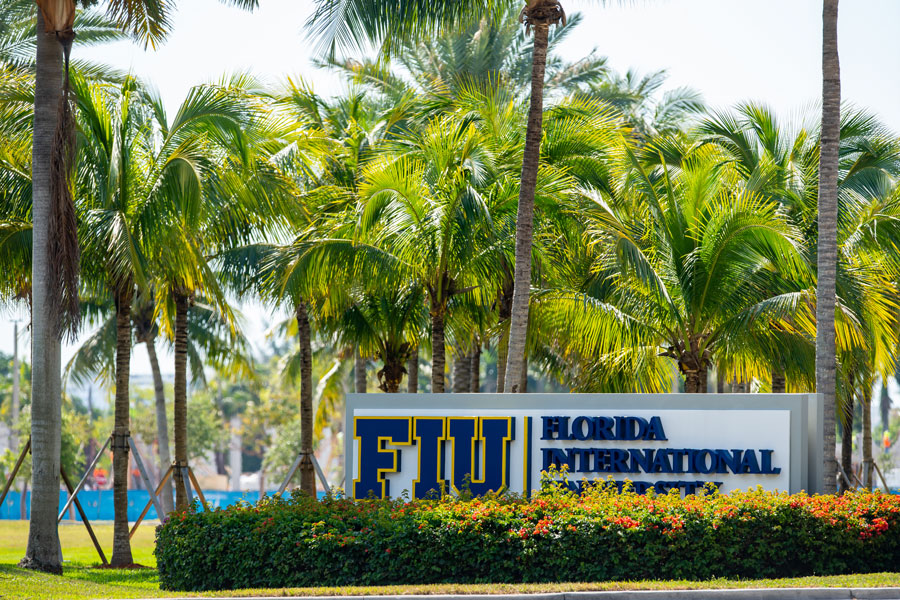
3, 520, 900, 600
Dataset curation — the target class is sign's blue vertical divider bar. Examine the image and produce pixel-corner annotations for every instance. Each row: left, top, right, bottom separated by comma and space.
524, 416, 532, 497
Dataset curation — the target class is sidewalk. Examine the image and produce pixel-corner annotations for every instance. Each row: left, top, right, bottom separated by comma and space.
130, 589, 900, 600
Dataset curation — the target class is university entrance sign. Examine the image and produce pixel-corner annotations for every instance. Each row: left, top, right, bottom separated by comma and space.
345, 393, 824, 499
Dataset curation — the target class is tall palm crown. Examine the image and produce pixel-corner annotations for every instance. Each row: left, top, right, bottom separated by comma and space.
700, 104, 900, 388
537, 139, 809, 393
306, 0, 575, 392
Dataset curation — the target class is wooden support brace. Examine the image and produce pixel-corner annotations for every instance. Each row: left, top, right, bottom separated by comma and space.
278, 452, 331, 496
60, 467, 108, 566
873, 462, 892, 494
58, 435, 110, 521
310, 453, 331, 495
186, 467, 209, 511
130, 465, 173, 540
836, 462, 856, 491
126, 436, 163, 519
0, 437, 30, 507
277, 453, 303, 496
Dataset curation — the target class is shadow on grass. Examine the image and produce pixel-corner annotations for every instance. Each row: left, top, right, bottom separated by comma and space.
64, 563, 162, 589
0, 562, 170, 600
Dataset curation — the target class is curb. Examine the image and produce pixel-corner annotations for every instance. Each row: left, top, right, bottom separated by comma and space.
131, 589, 900, 600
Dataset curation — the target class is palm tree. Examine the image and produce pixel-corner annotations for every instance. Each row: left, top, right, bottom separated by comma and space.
149, 78, 268, 511
537, 141, 809, 393
833, 182, 900, 489
325, 3, 606, 104
71, 72, 161, 566
8, 3, 121, 573
817, 0, 841, 494
24, 0, 257, 571
355, 111, 504, 392
566, 67, 705, 140
701, 96, 900, 492
699, 103, 900, 393
219, 82, 400, 493
63, 73, 253, 562
499, 0, 564, 392
319, 284, 427, 393
24, 6, 74, 573
307, 0, 636, 392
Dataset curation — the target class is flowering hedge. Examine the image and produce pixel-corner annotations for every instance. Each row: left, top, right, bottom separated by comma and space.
155, 484, 900, 591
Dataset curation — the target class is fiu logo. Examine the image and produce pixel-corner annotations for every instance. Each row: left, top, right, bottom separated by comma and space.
353, 416, 516, 499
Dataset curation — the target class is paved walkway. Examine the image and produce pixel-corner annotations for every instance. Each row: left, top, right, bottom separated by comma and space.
131, 589, 900, 600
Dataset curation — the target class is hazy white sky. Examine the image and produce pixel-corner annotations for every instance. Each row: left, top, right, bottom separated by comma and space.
3, 0, 900, 387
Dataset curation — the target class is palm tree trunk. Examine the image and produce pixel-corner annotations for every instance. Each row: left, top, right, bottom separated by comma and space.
145, 337, 174, 515
379, 359, 405, 393
407, 347, 418, 393
470, 345, 480, 393
22, 10, 63, 573
296, 301, 315, 497
258, 468, 265, 500
684, 367, 708, 394
354, 345, 366, 393
497, 322, 509, 393
504, 14, 551, 393
173, 290, 189, 511
862, 383, 874, 489
229, 415, 242, 491
817, 0, 841, 494
452, 350, 470, 393
110, 291, 134, 566
431, 309, 446, 393
840, 403, 853, 493
772, 367, 786, 393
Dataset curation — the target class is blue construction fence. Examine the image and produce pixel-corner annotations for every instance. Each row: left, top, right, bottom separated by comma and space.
0, 490, 320, 521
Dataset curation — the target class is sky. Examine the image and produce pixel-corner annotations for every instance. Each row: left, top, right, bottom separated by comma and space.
2, 0, 900, 394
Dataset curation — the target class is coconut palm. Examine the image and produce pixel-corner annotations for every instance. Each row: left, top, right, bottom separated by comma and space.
72, 72, 157, 566
699, 103, 900, 394
149, 77, 273, 511
354, 110, 506, 393
24, 0, 258, 571
541, 140, 809, 393
833, 182, 900, 489
319, 283, 427, 393
217, 82, 409, 493
818, 0, 841, 493
307, 0, 639, 393
324, 1, 606, 105
64, 72, 258, 562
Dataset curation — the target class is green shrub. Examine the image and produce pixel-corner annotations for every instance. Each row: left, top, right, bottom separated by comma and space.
155, 483, 900, 591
